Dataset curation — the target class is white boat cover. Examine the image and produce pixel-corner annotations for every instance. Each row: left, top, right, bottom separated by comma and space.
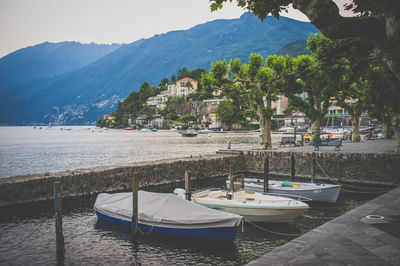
94, 191, 242, 229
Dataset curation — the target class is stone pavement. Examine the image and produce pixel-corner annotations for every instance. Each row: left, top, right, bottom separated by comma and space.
246, 186, 400, 265
278, 139, 396, 154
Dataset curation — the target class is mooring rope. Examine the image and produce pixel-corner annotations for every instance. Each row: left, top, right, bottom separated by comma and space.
314, 158, 391, 194
303, 214, 337, 220
3, 197, 60, 252
244, 218, 301, 237
138, 225, 154, 236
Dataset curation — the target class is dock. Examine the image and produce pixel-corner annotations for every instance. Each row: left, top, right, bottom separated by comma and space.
247, 186, 400, 265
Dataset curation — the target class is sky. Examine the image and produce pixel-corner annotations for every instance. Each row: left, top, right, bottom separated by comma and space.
0, 0, 352, 58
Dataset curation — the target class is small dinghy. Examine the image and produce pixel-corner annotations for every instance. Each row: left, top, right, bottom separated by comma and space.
94, 191, 243, 242
227, 178, 341, 203
188, 189, 309, 223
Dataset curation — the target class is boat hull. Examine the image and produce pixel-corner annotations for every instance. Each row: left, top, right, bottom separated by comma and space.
96, 211, 239, 242
192, 190, 309, 223
194, 204, 306, 223
244, 181, 341, 203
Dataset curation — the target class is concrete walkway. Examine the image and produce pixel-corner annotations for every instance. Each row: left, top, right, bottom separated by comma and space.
278, 139, 396, 154
247, 186, 400, 265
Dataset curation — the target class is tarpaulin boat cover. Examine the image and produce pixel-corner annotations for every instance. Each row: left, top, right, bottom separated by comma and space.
94, 191, 242, 229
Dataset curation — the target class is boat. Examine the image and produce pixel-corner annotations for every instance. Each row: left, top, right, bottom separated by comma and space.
198, 129, 212, 134
227, 178, 341, 203
180, 129, 198, 137
278, 125, 295, 133
151, 128, 158, 132
187, 189, 309, 223
94, 191, 243, 242
125, 127, 133, 130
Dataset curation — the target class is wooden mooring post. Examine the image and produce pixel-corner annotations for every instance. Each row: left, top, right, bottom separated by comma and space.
185, 170, 191, 201
291, 153, 296, 181
263, 156, 269, 193
229, 165, 234, 199
131, 173, 139, 241
312, 152, 316, 183
54, 182, 64, 259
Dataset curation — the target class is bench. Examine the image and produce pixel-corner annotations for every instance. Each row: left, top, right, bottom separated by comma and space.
312, 137, 342, 151
280, 137, 296, 147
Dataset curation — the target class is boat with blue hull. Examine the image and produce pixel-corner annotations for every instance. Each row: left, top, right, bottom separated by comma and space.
94, 191, 242, 242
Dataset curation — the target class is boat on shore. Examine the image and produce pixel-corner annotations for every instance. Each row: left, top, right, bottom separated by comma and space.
188, 189, 309, 223
227, 178, 341, 203
94, 191, 243, 242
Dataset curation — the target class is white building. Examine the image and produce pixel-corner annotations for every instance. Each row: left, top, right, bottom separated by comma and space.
146, 77, 198, 108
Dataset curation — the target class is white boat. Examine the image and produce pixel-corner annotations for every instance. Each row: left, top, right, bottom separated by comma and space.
188, 189, 309, 223
94, 191, 243, 242
227, 178, 341, 203
278, 125, 295, 133
198, 129, 212, 134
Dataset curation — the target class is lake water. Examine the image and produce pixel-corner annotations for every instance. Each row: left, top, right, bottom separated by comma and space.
0, 126, 387, 265
0, 179, 384, 265
0, 126, 263, 178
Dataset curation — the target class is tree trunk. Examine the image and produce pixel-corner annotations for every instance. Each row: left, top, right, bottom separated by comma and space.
259, 115, 272, 150
391, 113, 400, 153
381, 113, 392, 139
350, 111, 361, 142
310, 118, 321, 143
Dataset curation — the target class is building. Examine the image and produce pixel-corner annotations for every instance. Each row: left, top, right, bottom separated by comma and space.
146, 77, 198, 108
135, 115, 149, 125
175, 77, 198, 97
271, 95, 289, 115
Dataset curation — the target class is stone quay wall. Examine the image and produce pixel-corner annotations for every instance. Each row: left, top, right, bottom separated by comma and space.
0, 154, 244, 206
1, 150, 399, 207
240, 150, 400, 185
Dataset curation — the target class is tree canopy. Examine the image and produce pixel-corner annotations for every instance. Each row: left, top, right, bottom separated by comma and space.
210, 0, 400, 81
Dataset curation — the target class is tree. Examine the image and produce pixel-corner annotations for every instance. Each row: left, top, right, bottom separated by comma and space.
307, 34, 373, 142
210, 0, 400, 151
215, 99, 239, 130
210, 0, 400, 81
284, 55, 336, 141
202, 54, 286, 149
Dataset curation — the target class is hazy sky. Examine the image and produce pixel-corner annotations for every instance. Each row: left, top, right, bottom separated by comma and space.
0, 0, 351, 58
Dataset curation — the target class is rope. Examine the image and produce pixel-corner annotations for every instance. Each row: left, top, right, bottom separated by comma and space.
315, 158, 391, 193
303, 214, 336, 220
138, 224, 154, 236
244, 218, 301, 236
4, 197, 60, 252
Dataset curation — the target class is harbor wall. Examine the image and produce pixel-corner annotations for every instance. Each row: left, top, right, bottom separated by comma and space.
0, 154, 244, 206
239, 150, 400, 184
1, 150, 399, 206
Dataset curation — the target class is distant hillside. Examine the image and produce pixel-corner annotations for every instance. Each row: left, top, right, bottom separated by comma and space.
0, 42, 121, 90
274, 40, 309, 56
0, 13, 318, 125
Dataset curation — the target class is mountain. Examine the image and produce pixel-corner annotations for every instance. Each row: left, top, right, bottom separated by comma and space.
0, 13, 318, 125
0, 42, 121, 89
275, 40, 309, 56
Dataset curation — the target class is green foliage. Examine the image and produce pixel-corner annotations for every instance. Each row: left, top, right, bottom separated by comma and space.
178, 114, 197, 123
202, 53, 289, 148
215, 100, 240, 129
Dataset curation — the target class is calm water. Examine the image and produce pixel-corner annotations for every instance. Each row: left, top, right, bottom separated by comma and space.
0, 179, 384, 265
0, 127, 387, 264
0, 126, 262, 178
